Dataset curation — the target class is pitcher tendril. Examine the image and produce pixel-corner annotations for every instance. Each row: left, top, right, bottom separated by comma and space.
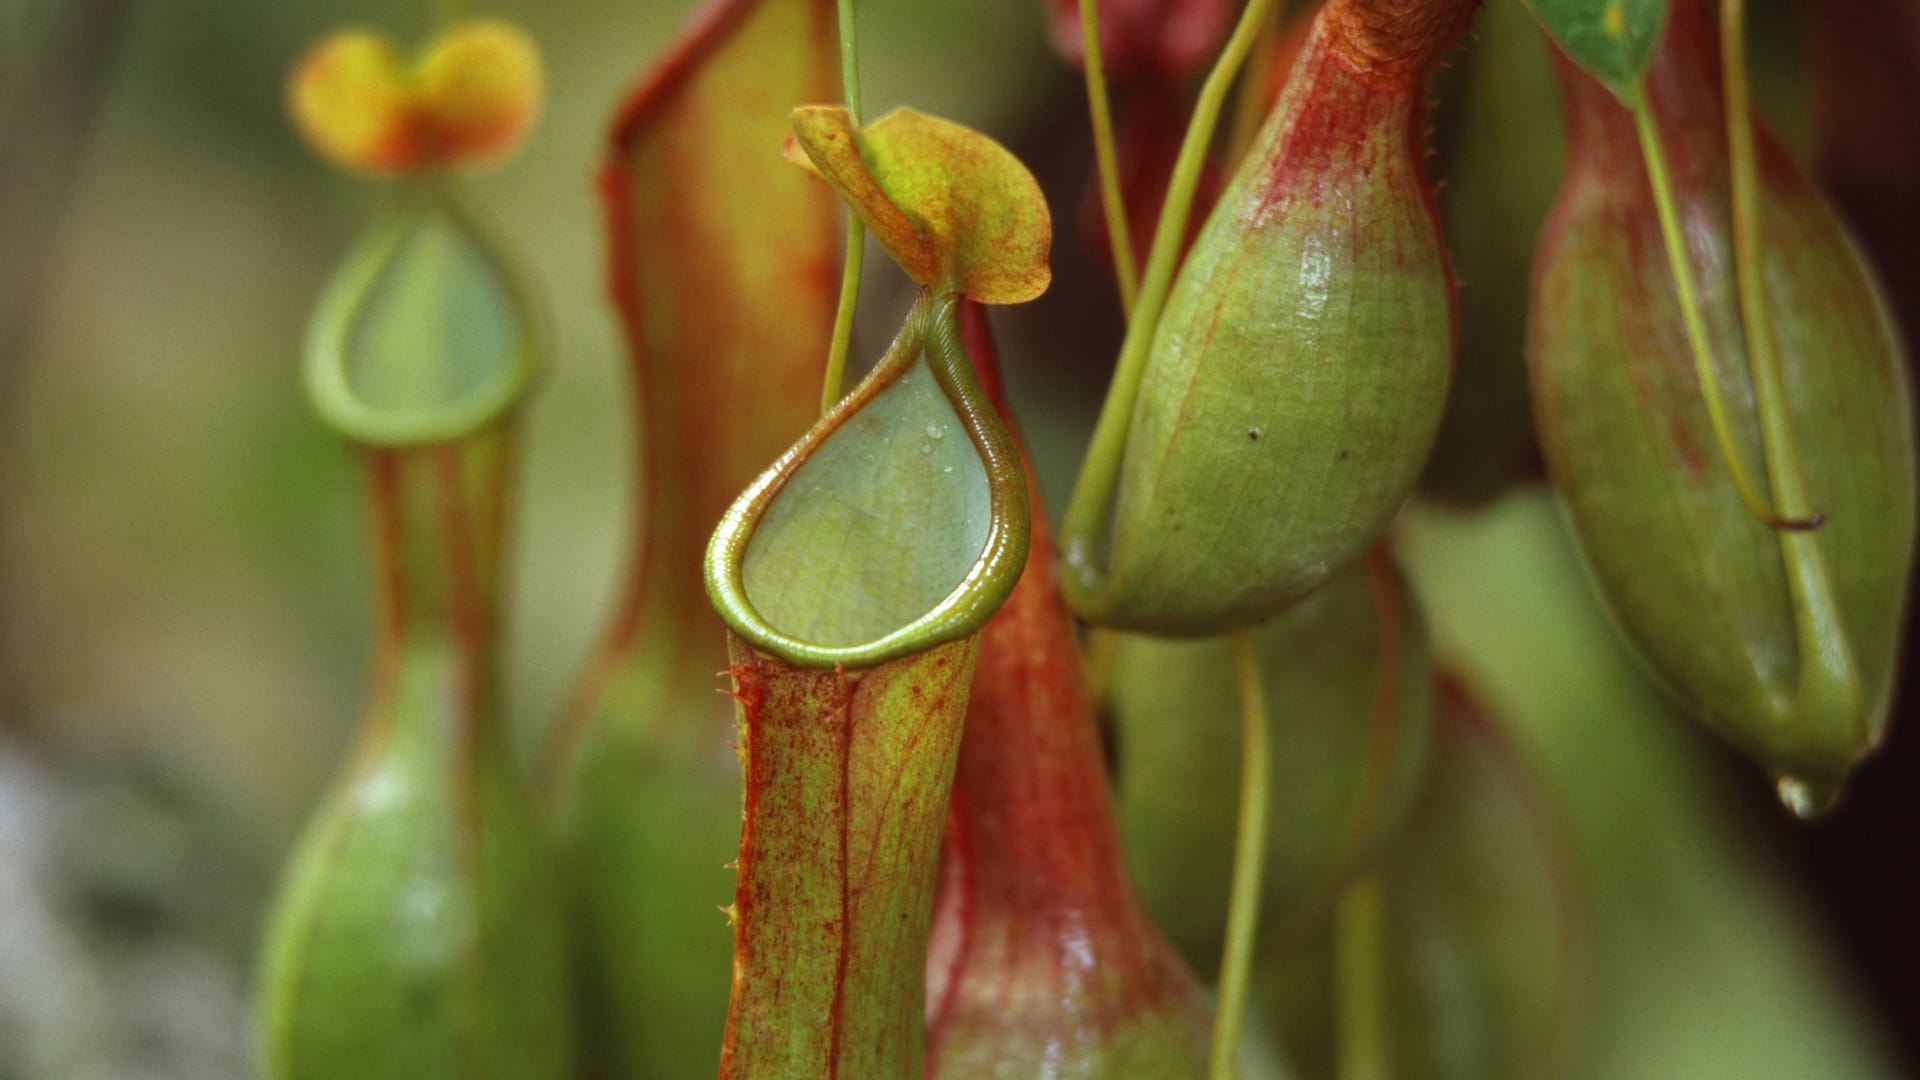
1225, 0, 1285, 168
1629, 85, 1820, 533
1720, 0, 1822, 534
1335, 875, 1388, 1080
1059, 0, 1274, 602
1077, 0, 1139, 312
819, 0, 866, 412
1209, 630, 1271, 1080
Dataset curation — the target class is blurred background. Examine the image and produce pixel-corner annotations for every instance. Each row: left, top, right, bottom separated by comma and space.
2, 0, 1917, 1077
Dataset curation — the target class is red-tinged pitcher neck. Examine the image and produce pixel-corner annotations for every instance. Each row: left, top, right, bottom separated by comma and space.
1255, 5, 1460, 199
933, 307, 1183, 1030
1317, 0, 1478, 87
952, 306, 1127, 914
364, 438, 507, 738
945, 528, 1140, 921
926, 503, 1194, 1060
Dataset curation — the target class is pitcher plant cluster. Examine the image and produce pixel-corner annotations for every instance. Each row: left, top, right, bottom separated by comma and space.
256, 0, 1917, 1076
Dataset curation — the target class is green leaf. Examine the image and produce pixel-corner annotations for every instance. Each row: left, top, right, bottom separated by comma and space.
784, 106, 1052, 304
706, 295, 1029, 668
305, 182, 540, 445
1519, 0, 1668, 96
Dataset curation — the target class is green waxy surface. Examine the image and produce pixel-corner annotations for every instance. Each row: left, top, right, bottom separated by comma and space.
923, 466, 1211, 1079
744, 356, 990, 646
259, 442, 573, 1080
1520, 0, 1667, 98
1112, 556, 1433, 979
1530, 41, 1916, 798
1097, 35, 1452, 635
259, 643, 575, 1080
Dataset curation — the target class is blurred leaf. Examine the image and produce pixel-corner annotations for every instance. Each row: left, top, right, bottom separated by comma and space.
285, 29, 421, 175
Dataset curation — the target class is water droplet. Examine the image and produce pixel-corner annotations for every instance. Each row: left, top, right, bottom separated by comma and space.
1775, 775, 1836, 820
942, 465, 953, 474
926, 423, 945, 440
919, 439, 934, 455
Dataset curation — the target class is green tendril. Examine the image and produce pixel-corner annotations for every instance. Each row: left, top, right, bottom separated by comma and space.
1716, 0, 1864, 790
1630, 84, 1817, 532
1335, 874, 1388, 1080
1225, 0, 1285, 169
1077, 0, 1139, 313
1209, 630, 1272, 1080
819, 0, 866, 413
1059, 0, 1274, 618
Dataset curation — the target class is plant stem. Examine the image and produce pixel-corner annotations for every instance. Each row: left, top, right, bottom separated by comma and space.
1335, 875, 1387, 1080
432, 0, 464, 29
1630, 85, 1816, 531
1635, 59, 1860, 780
1078, 0, 1139, 313
1715, 0, 1861, 794
1720, 0, 1817, 528
1059, 0, 1273, 610
819, 0, 865, 413
1225, 0, 1284, 169
1209, 630, 1271, 1080
1081, 627, 1120, 702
